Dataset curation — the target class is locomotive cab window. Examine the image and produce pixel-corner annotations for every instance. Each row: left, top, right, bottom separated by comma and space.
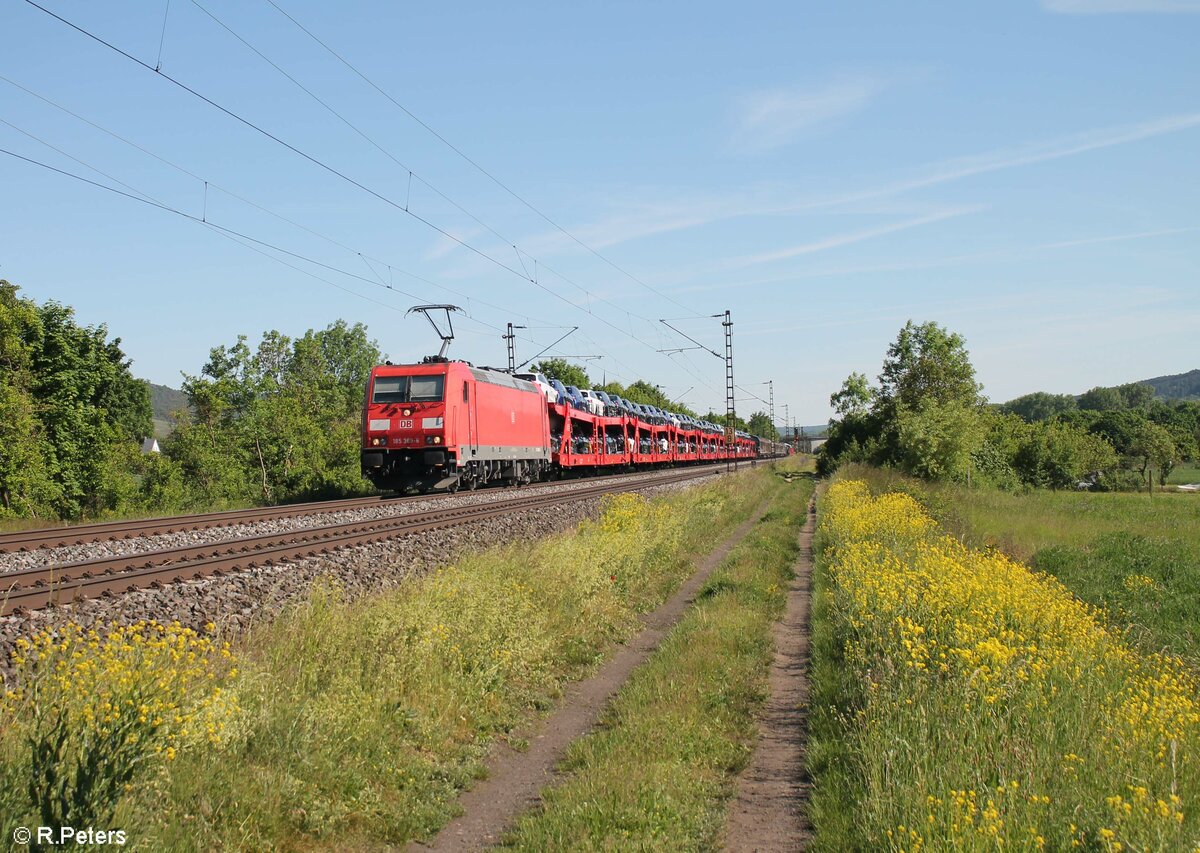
463, 381, 470, 402
410, 375, 444, 402
372, 374, 446, 404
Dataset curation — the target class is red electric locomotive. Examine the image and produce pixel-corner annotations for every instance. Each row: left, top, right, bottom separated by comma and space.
361, 359, 551, 492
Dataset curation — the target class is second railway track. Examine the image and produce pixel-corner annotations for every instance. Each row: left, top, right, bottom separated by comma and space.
0, 467, 721, 617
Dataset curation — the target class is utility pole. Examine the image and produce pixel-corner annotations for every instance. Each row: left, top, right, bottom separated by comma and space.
724, 309, 736, 472
768, 380, 774, 438
504, 322, 526, 373
783, 403, 789, 443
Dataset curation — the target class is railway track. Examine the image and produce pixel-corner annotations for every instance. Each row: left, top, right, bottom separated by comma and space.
0, 467, 721, 617
0, 465, 727, 555
0, 495, 393, 554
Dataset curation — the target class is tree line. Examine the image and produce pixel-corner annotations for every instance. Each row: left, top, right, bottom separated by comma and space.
819, 320, 1199, 490
1, 281, 381, 521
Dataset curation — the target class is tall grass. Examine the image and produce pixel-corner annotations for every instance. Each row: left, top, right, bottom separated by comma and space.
502, 474, 813, 850
810, 479, 1199, 852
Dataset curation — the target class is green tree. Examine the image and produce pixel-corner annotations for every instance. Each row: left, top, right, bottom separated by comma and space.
1013, 421, 1117, 490
167, 322, 383, 506
970, 410, 1031, 489
1127, 421, 1176, 488
894, 400, 986, 481
747, 411, 779, 440
820, 320, 987, 481
1149, 400, 1199, 469
1116, 382, 1155, 411
1001, 391, 1077, 422
0, 282, 59, 516
0, 282, 152, 519
1078, 385, 1125, 412
877, 320, 983, 412
830, 371, 873, 417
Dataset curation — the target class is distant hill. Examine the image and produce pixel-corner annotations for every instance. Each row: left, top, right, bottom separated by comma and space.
149, 383, 190, 439
1140, 369, 1200, 401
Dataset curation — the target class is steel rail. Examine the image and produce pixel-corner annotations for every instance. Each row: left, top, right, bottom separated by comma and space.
0, 468, 721, 616
0, 464, 727, 554
0, 495, 390, 553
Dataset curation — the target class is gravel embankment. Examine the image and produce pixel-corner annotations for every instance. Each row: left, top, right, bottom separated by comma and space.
0, 478, 703, 685
0, 470, 708, 574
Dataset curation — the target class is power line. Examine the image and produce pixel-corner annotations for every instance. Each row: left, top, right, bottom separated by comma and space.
260, 0, 697, 315
191, 0, 700, 358
0, 73, 557, 333
21, 0, 538, 285
0, 144, 524, 331
16, 0, 722, 388
0, 129, 625, 380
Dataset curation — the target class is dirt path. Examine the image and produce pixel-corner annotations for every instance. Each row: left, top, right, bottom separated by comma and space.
724, 499, 815, 852
412, 502, 772, 852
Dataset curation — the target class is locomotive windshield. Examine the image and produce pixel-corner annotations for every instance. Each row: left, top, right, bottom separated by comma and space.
372, 374, 445, 403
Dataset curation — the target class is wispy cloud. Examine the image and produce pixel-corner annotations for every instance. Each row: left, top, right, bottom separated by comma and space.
1043, 0, 1200, 12
723, 224, 1200, 284
511, 112, 1200, 264
823, 112, 1200, 206
729, 75, 887, 153
730, 207, 981, 269
1037, 225, 1200, 249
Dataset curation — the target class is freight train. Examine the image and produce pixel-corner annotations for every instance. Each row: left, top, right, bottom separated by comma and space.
361, 358, 791, 492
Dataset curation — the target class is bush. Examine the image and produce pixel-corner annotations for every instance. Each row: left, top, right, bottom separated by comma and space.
1, 622, 236, 846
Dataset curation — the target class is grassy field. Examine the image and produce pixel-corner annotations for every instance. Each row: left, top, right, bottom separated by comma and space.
1, 464, 787, 851
502, 471, 813, 850
1168, 465, 1200, 485
809, 477, 1199, 851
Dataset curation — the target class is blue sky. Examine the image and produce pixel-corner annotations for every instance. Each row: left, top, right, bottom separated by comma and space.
1, 1, 1197, 424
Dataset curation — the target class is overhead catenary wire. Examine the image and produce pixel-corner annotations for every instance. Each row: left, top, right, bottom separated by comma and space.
0, 128, 619, 383
0, 144, 527, 334
15, 0, 723, 391
192, 0, 696, 354
0, 73, 556, 333
259, 0, 698, 317
0, 139, 622, 378
20, 0, 539, 286
187, 0, 715, 360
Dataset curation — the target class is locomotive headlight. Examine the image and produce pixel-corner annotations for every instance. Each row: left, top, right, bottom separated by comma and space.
403, 408, 413, 417
434, 436, 442, 444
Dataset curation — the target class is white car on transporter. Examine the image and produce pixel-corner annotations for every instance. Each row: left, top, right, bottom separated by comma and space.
514, 372, 560, 404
